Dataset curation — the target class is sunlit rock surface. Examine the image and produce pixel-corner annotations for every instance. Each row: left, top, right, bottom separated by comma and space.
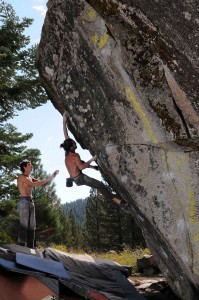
36, 1, 199, 299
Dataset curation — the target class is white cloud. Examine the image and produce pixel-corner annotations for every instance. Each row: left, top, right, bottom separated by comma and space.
32, 5, 47, 16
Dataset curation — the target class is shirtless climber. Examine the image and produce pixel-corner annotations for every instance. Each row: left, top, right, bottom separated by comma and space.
60, 111, 128, 207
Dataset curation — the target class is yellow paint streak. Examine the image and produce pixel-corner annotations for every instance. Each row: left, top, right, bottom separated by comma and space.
179, 157, 198, 225
188, 190, 197, 224
126, 87, 158, 143
175, 155, 199, 268
187, 187, 199, 259
98, 33, 109, 49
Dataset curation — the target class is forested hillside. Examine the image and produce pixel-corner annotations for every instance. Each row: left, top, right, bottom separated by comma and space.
62, 198, 87, 226
62, 190, 146, 252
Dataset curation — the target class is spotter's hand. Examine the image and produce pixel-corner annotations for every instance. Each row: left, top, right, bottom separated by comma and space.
53, 170, 59, 177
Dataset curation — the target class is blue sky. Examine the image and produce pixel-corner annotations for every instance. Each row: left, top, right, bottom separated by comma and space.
7, 0, 101, 203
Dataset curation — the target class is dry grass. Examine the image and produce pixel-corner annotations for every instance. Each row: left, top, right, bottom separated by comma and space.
50, 245, 150, 273
92, 248, 150, 273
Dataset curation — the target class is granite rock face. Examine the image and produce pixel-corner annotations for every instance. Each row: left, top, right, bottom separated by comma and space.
36, 1, 199, 299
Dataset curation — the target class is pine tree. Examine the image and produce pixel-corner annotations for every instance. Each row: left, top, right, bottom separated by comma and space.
0, 0, 47, 122
54, 207, 72, 247
75, 224, 84, 250
120, 210, 146, 249
69, 209, 78, 250
84, 189, 146, 252
0, 199, 18, 244
0, 124, 41, 201
84, 189, 106, 251
100, 200, 124, 251
0, 0, 48, 201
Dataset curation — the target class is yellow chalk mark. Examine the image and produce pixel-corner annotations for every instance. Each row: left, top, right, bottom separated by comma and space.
88, 8, 96, 20
193, 234, 199, 243
175, 156, 188, 166
90, 33, 109, 49
98, 33, 109, 49
118, 80, 124, 93
83, 5, 96, 22
91, 34, 98, 44
126, 87, 158, 143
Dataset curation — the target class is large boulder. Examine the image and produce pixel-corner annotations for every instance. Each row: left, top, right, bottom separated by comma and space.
36, 0, 199, 299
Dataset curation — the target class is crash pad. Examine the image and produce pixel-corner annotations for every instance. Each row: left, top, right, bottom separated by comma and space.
16, 252, 71, 280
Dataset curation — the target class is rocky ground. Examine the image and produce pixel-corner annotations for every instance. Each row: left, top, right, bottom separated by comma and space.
129, 275, 181, 300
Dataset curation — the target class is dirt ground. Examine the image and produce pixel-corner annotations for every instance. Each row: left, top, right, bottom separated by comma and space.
128, 275, 181, 300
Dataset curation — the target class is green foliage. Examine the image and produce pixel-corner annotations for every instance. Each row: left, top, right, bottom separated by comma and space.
54, 207, 72, 246
49, 244, 68, 253
0, 231, 13, 244
84, 190, 105, 251
0, 0, 48, 122
68, 209, 84, 250
0, 124, 41, 200
0, 199, 16, 217
0, 199, 19, 244
0, 123, 37, 176
0, 0, 48, 202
